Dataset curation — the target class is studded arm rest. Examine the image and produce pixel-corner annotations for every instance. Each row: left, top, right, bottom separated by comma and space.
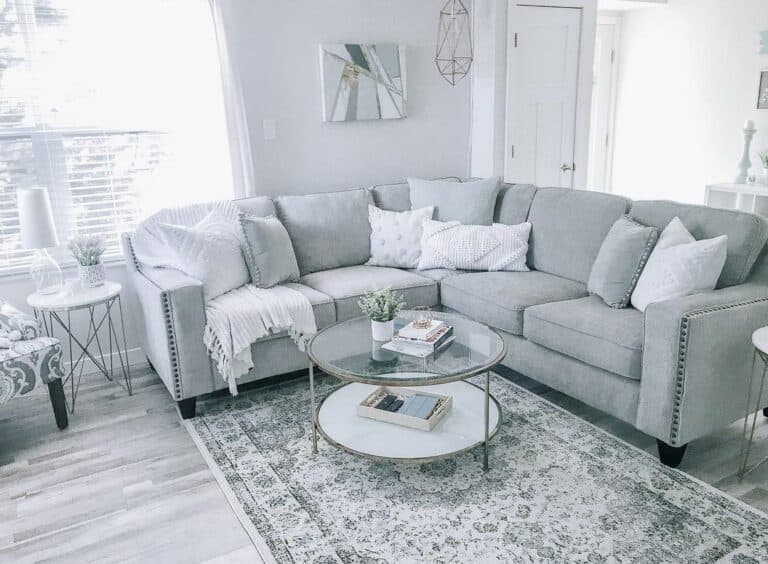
120, 233, 215, 401
637, 283, 768, 446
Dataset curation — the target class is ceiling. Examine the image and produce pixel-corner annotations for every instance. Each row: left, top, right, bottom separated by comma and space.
598, 0, 667, 11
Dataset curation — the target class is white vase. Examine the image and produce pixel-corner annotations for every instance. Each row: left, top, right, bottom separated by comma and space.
763, 168, 768, 185
78, 263, 106, 288
371, 319, 395, 341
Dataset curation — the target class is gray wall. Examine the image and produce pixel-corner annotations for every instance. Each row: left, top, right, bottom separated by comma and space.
222, 0, 472, 195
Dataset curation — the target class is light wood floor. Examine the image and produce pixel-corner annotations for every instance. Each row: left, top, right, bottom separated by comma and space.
1, 366, 766, 563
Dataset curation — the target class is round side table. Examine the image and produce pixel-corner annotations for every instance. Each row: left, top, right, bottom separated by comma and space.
27, 281, 133, 413
738, 327, 768, 480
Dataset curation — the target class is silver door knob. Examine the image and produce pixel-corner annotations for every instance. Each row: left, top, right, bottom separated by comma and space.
560, 163, 574, 172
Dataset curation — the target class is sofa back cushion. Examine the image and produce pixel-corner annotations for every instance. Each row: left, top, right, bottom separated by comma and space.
527, 188, 631, 283
409, 176, 500, 225
495, 183, 537, 225
629, 200, 768, 288
274, 188, 371, 275
234, 196, 277, 218
370, 177, 462, 212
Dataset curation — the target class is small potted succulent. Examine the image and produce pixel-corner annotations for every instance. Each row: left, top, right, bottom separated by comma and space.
759, 151, 768, 185
68, 235, 106, 288
358, 288, 406, 341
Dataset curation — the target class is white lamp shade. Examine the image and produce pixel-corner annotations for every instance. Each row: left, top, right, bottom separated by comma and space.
18, 187, 59, 249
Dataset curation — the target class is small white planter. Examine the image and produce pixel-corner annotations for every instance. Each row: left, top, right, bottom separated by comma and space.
763, 168, 768, 185
78, 263, 106, 288
371, 319, 395, 341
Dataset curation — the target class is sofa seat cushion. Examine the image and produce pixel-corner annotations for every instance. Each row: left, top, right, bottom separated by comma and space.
524, 296, 644, 381
301, 266, 438, 321
408, 268, 467, 282
440, 271, 587, 335
293, 283, 336, 330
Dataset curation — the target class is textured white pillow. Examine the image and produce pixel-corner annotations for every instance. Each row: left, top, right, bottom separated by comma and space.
367, 205, 435, 268
418, 218, 531, 271
630, 217, 727, 312
157, 211, 250, 301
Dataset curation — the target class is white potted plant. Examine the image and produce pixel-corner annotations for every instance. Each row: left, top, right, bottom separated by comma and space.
759, 151, 768, 185
358, 288, 406, 341
68, 235, 106, 288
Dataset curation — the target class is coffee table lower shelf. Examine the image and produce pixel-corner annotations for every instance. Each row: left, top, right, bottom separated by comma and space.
315, 381, 502, 465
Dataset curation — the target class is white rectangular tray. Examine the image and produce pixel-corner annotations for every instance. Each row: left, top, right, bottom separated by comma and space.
356, 386, 452, 431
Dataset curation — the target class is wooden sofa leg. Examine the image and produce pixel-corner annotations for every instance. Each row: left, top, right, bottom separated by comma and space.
177, 397, 197, 419
48, 380, 68, 430
656, 439, 687, 468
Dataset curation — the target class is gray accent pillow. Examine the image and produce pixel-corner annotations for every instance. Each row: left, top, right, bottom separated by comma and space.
408, 176, 501, 225
274, 188, 371, 275
239, 214, 300, 288
587, 216, 659, 309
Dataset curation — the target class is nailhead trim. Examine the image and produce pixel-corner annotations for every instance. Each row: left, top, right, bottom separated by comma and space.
124, 234, 142, 272
671, 296, 768, 444
161, 291, 182, 400
612, 226, 659, 309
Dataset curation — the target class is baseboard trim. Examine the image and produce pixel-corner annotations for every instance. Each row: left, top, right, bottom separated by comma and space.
63, 346, 146, 375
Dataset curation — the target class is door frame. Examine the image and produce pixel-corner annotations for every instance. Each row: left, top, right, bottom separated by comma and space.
590, 13, 622, 192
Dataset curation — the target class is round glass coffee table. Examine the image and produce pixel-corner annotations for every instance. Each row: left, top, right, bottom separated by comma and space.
306, 311, 506, 470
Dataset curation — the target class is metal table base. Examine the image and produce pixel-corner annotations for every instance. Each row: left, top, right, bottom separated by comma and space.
35, 294, 132, 413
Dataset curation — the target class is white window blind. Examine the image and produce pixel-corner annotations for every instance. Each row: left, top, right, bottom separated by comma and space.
0, 0, 234, 274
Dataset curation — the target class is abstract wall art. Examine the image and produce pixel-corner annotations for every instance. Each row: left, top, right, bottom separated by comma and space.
319, 43, 406, 122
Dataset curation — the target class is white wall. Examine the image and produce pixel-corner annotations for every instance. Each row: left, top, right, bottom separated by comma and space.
611, 0, 768, 203
222, 0, 472, 196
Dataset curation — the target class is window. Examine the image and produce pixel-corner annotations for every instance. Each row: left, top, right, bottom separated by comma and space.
0, 0, 234, 273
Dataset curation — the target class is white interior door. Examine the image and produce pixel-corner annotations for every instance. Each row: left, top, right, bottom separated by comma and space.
505, 6, 581, 187
587, 19, 620, 191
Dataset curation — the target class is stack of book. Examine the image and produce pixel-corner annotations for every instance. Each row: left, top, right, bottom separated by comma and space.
381, 319, 454, 358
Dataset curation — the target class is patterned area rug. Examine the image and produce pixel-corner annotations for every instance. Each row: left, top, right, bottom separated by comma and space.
186, 374, 768, 563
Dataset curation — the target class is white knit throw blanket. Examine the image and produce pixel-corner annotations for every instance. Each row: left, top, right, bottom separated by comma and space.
132, 200, 317, 395
202, 283, 316, 395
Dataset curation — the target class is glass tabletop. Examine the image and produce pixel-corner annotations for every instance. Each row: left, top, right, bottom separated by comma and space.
307, 310, 506, 386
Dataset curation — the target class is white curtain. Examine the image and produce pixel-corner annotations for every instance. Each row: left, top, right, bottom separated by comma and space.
209, 0, 257, 198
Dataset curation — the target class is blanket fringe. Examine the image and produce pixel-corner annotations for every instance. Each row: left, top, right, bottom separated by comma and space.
203, 322, 310, 397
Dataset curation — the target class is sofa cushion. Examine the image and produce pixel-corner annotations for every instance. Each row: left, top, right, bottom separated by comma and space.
409, 176, 500, 225
234, 196, 276, 218
300, 265, 438, 321
587, 216, 659, 309
440, 271, 587, 335
527, 188, 630, 283
367, 205, 434, 269
275, 189, 371, 275
494, 183, 537, 226
524, 296, 644, 381
286, 283, 336, 331
407, 268, 467, 282
629, 200, 768, 288
369, 177, 462, 213
239, 214, 300, 288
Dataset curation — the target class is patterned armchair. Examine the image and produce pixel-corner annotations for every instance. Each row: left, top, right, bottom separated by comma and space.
0, 301, 68, 430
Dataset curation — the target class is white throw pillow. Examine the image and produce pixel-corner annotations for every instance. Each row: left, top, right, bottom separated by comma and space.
157, 211, 250, 301
630, 217, 728, 312
367, 205, 435, 269
417, 218, 531, 271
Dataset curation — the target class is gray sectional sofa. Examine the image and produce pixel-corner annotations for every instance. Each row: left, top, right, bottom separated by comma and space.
121, 180, 768, 467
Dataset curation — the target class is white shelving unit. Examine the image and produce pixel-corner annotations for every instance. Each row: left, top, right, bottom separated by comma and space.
705, 183, 768, 217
